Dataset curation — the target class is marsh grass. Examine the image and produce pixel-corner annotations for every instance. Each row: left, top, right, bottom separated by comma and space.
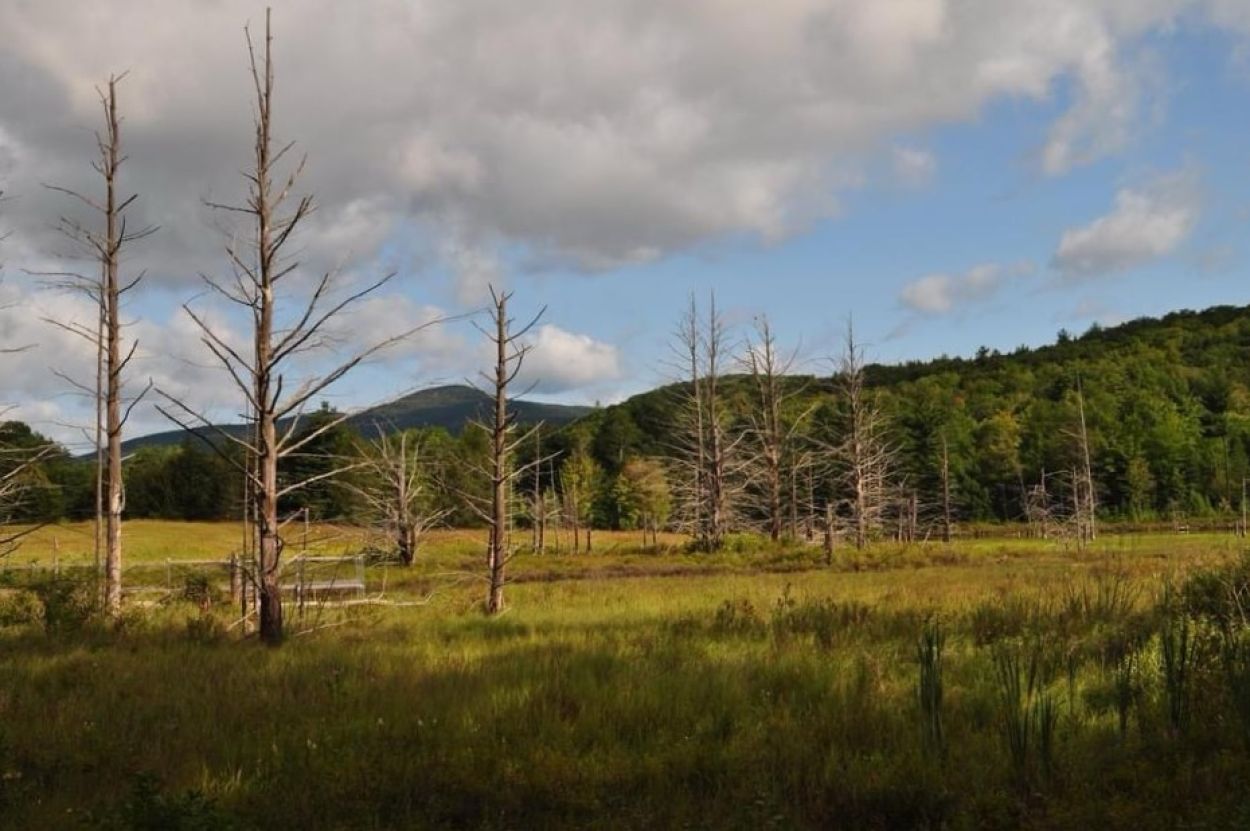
1, 532, 1250, 828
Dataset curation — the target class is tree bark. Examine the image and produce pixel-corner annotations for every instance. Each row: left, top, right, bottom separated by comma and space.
486, 292, 509, 615
940, 434, 952, 544
102, 78, 124, 618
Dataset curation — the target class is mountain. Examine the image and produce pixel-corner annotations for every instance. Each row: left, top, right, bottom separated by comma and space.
119, 384, 594, 454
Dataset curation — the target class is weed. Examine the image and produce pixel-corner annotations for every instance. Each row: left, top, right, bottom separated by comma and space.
917, 618, 945, 753
1159, 610, 1193, 737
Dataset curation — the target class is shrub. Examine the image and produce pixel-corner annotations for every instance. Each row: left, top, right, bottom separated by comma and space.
1181, 554, 1250, 630
0, 588, 42, 627
29, 576, 96, 634
184, 612, 228, 644
711, 598, 765, 637
770, 593, 870, 648
90, 773, 237, 830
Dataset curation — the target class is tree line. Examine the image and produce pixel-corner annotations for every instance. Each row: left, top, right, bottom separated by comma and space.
5, 300, 1250, 539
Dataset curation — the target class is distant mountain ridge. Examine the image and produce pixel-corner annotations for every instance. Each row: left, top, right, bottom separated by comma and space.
119, 384, 594, 454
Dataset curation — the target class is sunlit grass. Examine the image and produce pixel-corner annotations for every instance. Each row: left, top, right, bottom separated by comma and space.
2, 526, 1250, 828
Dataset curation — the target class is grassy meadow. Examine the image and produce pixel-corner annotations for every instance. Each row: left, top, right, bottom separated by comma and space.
4, 524, 1250, 828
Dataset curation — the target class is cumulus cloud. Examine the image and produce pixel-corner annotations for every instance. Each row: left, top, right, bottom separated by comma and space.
0, 1, 1244, 437
0, 0, 1238, 283
1053, 169, 1199, 279
899, 261, 1032, 315
0, 276, 245, 449
516, 324, 623, 395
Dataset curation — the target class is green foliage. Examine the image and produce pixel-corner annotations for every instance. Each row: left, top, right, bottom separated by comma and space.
278, 404, 363, 521
90, 773, 236, 831
611, 457, 671, 533
28, 575, 96, 634
1158, 610, 1193, 736
9, 541, 1250, 828
0, 588, 42, 627
992, 640, 1058, 781
569, 304, 1250, 524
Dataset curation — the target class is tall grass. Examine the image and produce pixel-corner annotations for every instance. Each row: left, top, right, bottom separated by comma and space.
917, 618, 945, 753
2, 536, 1250, 828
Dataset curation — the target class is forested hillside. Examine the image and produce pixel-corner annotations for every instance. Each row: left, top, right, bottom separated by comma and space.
5, 303, 1250, 529
566, 304, 1250, 526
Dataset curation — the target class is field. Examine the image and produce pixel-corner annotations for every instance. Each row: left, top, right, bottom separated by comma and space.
4, 523, 1250, 829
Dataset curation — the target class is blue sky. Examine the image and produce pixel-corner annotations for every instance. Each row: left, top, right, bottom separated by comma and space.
501, 21, 1250, 398
2, 2, 1250, 445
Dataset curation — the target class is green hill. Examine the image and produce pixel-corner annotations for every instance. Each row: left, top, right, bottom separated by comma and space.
120, 384, 593, 455
566, 304, 1250, 523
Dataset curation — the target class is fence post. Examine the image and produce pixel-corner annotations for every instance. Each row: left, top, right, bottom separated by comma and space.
297, 555, 306, 613
229, 552, 240, 604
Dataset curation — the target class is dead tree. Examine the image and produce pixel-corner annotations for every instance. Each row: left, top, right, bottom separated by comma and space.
462, 287, 545, 614
529, 430, 546, 553
157, 11, 427, 643
0, 195, 55, 558
832, 321, 895, 550
1075, 379, 1097, 542
939, 433, 953, 543
42, 75, 155, 616
349, 429, 445, 566
667, 293, 744, 550
1023, 468, 1055, 540
740, 315, 814, 542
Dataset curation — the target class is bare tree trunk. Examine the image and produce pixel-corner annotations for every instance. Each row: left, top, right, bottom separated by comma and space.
487, 292, 509, 614
94, 296, 105, 601
44, 76, 154, 617
1076, 380, 1096, 542
805, 466, 815, 542
833, 321, 893, 551
1071, 467, 1083, 547
706, 297, 726, 549
473, 287, 546, 614
101, 78, 125, 617
788, 467, 798, 541
158, 10, 424, 642
940, 434, 952, 544
823, 503, 834, 565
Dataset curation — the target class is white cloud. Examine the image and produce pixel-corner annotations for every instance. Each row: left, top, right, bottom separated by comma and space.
893, 146, 937, 187
0, 276, 244, 449
899, 261, 1032, 315
517, 324, 623, 395
0, 0, 1238, 283
1053, 169, 1199, 278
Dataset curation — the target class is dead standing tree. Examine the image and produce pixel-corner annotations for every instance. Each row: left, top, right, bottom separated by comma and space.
42, 75, 156, 616
1074, 378, 1097, 543
0, 194, 56, 558
157, 11, 423, 643
348, 429, 446, 566
667, 293, 743, 551
461, 287, 546, 614
740, 315, 814, 542
831, 321, 896, 550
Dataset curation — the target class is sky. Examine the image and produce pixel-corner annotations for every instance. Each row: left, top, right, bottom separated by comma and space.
1, 0, 1250, 450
